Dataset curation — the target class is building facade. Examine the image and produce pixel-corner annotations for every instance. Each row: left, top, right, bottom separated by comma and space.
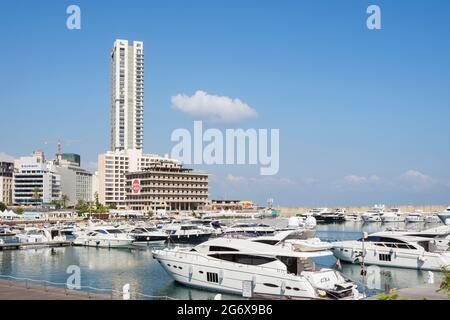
55, 157, 93, 207
110, 39, 144, 151
13, 152, 61, 206
98, 149, 179, 209
125, 160, 209, 212
0, 161, 14, 205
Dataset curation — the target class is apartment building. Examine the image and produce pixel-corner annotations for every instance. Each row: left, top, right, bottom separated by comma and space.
0, 161, 14, 205
110, 39, 144, 151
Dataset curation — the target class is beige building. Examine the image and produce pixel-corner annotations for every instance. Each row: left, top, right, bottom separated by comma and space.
124, 159, 209, 212
0, 161, 14, 205
98, 149, 183, 209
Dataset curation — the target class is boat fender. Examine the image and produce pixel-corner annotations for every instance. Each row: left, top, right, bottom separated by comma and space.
252, 275, 257, 289
219, 269, 224, 283
418, 255, 426, 262
281, 281, 286, 294
188, 265, 193, 281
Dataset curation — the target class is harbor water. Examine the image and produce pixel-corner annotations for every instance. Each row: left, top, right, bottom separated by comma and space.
0, 220, 444, 299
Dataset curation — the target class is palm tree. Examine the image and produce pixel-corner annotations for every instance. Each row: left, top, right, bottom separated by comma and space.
61, 194, 69, 208
31, 187, 41, 203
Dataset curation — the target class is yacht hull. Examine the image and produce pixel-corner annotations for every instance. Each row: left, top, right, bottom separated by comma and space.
152, 250, 351, 299
332, 243, 450, 271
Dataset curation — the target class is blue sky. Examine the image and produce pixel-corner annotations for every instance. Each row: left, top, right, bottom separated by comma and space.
0, 0, 449, 206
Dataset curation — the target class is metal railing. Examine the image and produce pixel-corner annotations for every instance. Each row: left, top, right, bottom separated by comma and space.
0, 275, 177, 300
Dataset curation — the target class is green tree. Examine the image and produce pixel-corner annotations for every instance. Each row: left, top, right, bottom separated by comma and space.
51, 200, 61, 210
109, 203, 117, 210
439, 267, 450, 299
0, 202, 7, 212
61, 194, 69, 208
15, 207, 24, 215
94, 192, 100, 209
31, 187, 41, 201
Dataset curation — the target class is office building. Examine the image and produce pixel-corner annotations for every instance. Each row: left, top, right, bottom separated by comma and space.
13, 151, 61, 206
125, 159, 209, 212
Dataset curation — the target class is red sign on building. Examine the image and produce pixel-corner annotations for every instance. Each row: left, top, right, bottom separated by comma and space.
132, 179, 141, 194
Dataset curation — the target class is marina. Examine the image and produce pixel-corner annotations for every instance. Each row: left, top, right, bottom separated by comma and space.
0, 212, 448, 300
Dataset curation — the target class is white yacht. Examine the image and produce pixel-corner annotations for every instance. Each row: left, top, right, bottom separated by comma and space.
16, 227, 65, 244
128, 226, 168, 246
425, 214, 441, 224
437, 207, 450, 225
222, 223, 276, 238
163, 223, 213, 244
361, 205, 385, 222
405, 211, 425, 223
332, 231, 450, 271
381, 208, 405, 223
73, 226, 134, 248
153, 238, 363, 299
344, 214, 362, 222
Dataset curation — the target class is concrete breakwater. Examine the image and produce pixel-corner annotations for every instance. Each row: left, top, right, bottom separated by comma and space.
276, 205, 448, 217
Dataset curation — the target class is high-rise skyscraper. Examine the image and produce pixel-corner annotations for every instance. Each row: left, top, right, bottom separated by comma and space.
110, 39, 144, 151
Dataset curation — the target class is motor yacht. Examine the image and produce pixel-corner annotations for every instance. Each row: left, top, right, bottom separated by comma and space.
425, 214, 442, 224
405, 211, 425, 223
16, 227, 65, 244
332, 231, 450, 271
152, 238, 363, 299
222, 223, 276, 238
128, 226, 168, 246
314, 208, 346, 224
73, 226, 134, 248
437, 207, 450, 225
381, 208, 406, 223
163, 223, 213, 244
344, 214, 362, 222
361, 205, 385, 222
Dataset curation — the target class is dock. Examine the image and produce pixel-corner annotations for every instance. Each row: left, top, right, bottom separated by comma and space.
0, 241, 73, 251
0, 279, 112, 300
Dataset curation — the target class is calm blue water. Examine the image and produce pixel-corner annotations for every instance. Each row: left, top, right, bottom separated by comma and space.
0, 221, 444, 299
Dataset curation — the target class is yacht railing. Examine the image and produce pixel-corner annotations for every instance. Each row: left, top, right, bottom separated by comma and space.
0, 274, 177, 300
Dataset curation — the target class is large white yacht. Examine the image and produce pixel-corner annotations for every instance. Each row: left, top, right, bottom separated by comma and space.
361, 205, 385, 222
16, 227, 65, 244
437, 207, 450, 225
222, 223, 276, 238
73, 226, 134, 248
332, 231, 450, 271
153, 238, 363, 299
381, 208, 406, 223
405, 210, 425, 223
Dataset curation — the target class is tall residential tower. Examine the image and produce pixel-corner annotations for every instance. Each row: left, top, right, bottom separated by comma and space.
110, 39, 144, 151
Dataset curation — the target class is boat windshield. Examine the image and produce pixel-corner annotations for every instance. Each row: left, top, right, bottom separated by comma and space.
106, 229, 122, 234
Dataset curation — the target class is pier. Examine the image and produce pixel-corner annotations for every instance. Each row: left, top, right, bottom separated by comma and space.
0, 279, 111, 300
0, 241, 73, 251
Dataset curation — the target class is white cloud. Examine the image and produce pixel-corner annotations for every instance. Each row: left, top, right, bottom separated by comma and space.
0, 152, 15, 162
344, 175, 367, 184
396, 170, 437, 191
171, 90, 258, 122
226, 174, 294, 185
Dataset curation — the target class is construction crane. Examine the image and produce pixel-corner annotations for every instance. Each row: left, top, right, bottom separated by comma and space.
44, 139, 81, 163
